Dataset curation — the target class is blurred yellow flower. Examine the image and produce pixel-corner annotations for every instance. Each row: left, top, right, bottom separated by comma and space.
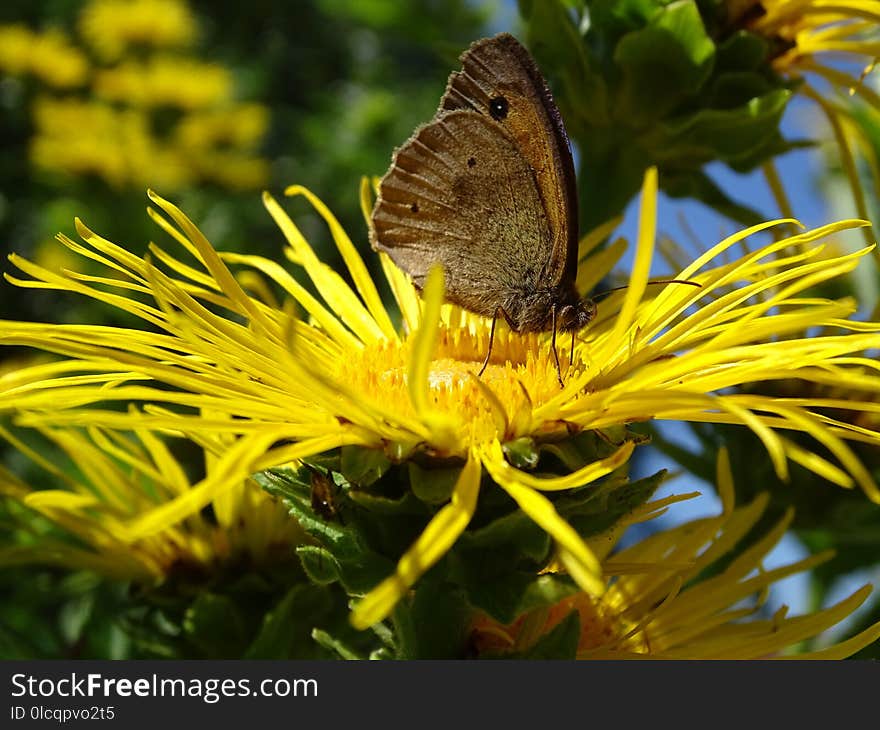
93, 56, 233, 110
175, 105, 270, 150
738, 0, 880, 245
0, 25, 89, 88
79, 0, 197, 61
188, 151, 271, 191
30, 98, 192, 190
470, 451, 880, 659
3, 0, 269, 193
29, 93, 269, 191
0, 24, 32, 75
0, 422, 302, 583
33, 237, 82, 275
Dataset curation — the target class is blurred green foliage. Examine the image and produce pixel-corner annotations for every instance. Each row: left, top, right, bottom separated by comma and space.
0, 0, 491, 327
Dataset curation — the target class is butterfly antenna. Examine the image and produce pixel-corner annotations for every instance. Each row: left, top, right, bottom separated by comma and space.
592, 278, 702, 302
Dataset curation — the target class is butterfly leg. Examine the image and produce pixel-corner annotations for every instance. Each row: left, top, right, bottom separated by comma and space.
478, 307, 516, 377
551, 305, 564, 388
477, 308, 501, 377
569, 330, 576, 368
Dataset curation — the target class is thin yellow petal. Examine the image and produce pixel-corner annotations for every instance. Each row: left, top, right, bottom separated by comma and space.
607, 168, 657, 350
286, 184, 397, 340
124, 430, 346, 540
483, 439, 634, 492
484, 443, 604, 595
350, 449, 481, 629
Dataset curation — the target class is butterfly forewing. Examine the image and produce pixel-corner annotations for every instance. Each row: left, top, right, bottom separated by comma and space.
436, 33, 578, 286
371, 110, 554, 319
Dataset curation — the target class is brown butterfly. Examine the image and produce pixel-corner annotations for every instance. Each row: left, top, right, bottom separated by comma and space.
370, 33, 593, 385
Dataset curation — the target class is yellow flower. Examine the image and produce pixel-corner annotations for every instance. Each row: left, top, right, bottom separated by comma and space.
470, 450, 880, 659
2, 4, 269, 194
1, 169, 879, 628
92, 56, 233, 110
174, 105, 270, 150
79, 0, 197, 62
0, 25, 89, 88
746, 0, 880, 75
29, 97, 192, 190
186, 149, 271, 191
0, 421, 302, 583
29, 96, 267, 192
736, 0, 880, 246
0, 24, 33, 75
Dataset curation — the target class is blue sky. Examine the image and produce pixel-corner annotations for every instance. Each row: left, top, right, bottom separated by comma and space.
614, 96, 872, 624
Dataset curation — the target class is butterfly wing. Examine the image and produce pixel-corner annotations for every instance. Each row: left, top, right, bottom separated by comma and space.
370, 109, 554, 320
437, 33, 578, 287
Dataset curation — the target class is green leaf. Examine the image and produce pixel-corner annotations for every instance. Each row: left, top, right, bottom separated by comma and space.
408, 461, 460, 504
653, 0, 715, 70
458, 566, 577, 625
398, 578, 471, 659
707, 71, 774, 109
461, 571, 548, 624
577, 133, 651, 228
183, 593, 249, 658
613, 1, 715, 124
259, 467, 401, 594
323, 554, 396, 598
520, 0, 609, 125
254, 466, 308, 502
346, 488, 430, 515
296, 545, 342, 584
458, 509, 550, 561
562, 469, 667, 537
539, 428, 630, 471
588, 0, 663, 38
516, 574, 580, 616
300, 451, 342, 474
658, 88, 792, 164
384, 440, 419, 462
340, 445, 391, 487
311, 628, 364, 660
276, 484, 361, 558
244, 583, 332, 659
716, 30, 769, 73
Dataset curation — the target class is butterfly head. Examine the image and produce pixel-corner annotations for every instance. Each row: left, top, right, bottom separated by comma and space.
556, 296, 597, 332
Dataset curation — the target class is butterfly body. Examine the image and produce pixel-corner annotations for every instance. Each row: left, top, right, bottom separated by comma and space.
370, 33, 594, 345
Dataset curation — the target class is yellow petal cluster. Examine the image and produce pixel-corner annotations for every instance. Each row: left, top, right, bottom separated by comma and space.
79, 0, 197, 61
0, 26, 89, 88
470, 451, 880, 659
0, 424, 302, 582
1, 0, 269, 192
740, 1, 880, 253
1, 169, 879, 626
